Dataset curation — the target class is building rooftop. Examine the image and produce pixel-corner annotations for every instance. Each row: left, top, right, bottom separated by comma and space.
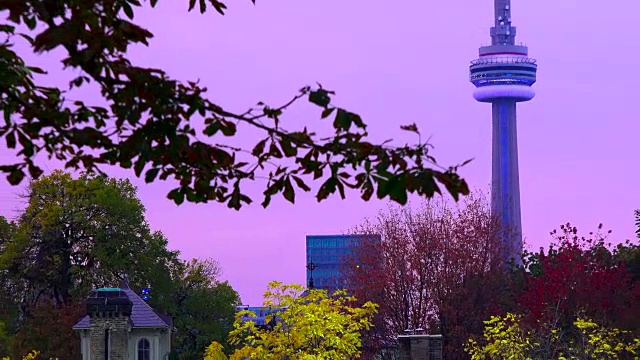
73, 279, 171, 330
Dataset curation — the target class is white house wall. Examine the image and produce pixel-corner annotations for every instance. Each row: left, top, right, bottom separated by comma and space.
129, 328, 169, 360
76, 327, 170, 360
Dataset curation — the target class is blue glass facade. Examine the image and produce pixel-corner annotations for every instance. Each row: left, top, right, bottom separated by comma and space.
235, 305, 285, 327
306, 234, 381, 291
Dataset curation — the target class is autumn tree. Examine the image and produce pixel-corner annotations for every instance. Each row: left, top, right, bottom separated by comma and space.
0, 350, 39, 360
203, 342, 228, 360
344, 193, 513, 358
0, 0, 469, 210
227, 281, 377, 360
517, 223, 640, 332
10, 300, 84, 359
465, 312, 640, 359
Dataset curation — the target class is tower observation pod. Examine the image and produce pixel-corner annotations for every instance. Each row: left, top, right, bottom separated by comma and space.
469, 0, 537, 264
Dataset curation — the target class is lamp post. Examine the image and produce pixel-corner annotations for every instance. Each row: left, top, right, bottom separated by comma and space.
306, 260, 316, 289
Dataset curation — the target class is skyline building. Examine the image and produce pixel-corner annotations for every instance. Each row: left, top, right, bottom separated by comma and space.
235, 305, 284, 329
305, 234, 381, 291
469, 0, 537, 262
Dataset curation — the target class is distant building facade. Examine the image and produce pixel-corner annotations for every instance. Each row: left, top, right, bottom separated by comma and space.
305, 234, 381, 291
235, 305, 285, 329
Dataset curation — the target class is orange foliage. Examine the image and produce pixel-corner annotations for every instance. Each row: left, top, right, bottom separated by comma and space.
12, 301, 84, 359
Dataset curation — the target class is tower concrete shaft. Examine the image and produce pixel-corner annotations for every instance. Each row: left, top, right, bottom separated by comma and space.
469, 0, 537, 264
491, 101, 523, 260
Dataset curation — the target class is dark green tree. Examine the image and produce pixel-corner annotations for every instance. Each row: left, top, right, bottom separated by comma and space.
0, 319, 10, 354
165, 258, 240, 359
0, 217, 18, 356
0, 0, 469, 210
615, 211, 640, 284
0, 170, 179, 309
0, 172, 243, 358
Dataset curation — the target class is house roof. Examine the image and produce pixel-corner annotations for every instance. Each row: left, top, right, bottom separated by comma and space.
73, 280, 170, 330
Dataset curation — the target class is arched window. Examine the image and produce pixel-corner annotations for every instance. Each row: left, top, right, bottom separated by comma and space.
137, 338, 150, 360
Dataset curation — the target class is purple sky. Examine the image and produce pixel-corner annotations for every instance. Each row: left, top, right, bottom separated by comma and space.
2, 0, 640, 305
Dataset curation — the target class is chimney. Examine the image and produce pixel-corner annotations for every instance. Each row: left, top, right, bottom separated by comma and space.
86, 287, 133, 360
398, 334, 443, 360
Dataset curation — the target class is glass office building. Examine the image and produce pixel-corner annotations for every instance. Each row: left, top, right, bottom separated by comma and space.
235, 305, 285, 328
305, 234, 381, 291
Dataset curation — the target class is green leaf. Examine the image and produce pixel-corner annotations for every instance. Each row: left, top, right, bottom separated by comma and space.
400, 123, 420, 134
7, 169, 24, 185
133, 159, 145, 177
291, 176, 311, 192
220, 120, 236, 136
261, 194, 272, 208
17, 137, 34, 157
252, 138, 268, 157
269, 142, 283, 159
388, 178, 408, 205
313, 167, 323, 180
376, 178, 391, 199
348, 111, 366, 129
122, 3, 135, 19
188, 0, 197, 11
203, 122, 220, 136
0, 25, 15, 33
150, 0, 159, 7
33, 23, 74, 52
460, 158, 474, 167
27, 164, 43, 179
186, 187, 199, 202
282, 177, 295, 204
308, 89, 331, 108
26, 66, 46, 75
210, 148, 233, 167
418, 172, 440, 198
361, 183, 374, 201
316, 177, 337, 202
436, 173, 469, 201
145, 168, 160, 183
321, 107, 335, 119
333, 109, 351, 131
24, 16, 36, 31
279, 138, 296, 157
199, 0, 207, 13
5, 131, 16, 149
209, 0, 228, 15
167, 188, 185, 205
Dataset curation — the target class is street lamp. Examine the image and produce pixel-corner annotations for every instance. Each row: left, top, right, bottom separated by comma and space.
306, 260, 317, 289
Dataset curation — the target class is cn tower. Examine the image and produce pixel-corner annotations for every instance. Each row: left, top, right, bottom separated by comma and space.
469, 0, 537, 263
